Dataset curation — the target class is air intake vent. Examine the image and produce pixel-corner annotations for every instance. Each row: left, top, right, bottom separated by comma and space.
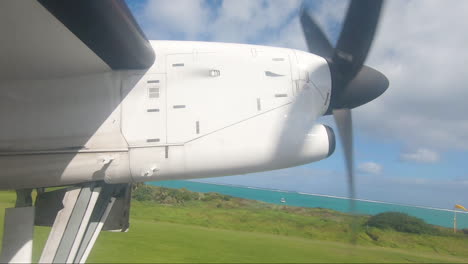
148, 87, 159, 98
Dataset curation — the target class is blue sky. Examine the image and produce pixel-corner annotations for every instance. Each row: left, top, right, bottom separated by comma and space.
126, 0, 468, 209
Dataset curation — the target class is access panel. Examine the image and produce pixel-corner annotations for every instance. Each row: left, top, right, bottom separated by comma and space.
121, 74, 166, 147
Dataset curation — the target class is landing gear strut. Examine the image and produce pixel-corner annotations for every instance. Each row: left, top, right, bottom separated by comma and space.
0, 182, 131, 263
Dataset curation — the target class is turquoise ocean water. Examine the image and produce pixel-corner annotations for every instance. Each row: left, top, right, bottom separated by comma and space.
149, 180, 468, 229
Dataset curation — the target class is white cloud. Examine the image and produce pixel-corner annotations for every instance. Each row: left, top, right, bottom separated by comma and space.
268, 17, 305, 50
209, 0, 302, 44
401, 148, 440, 163
355, 0, 468, 152
141, 0, 302, 44
268, 0, 348, 50
308, 0, 348, 44
358, 162, 382, 175
143, 0, 210, 39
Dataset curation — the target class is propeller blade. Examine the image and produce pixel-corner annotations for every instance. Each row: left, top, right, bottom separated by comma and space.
332, 108, 357, 242
298, 0, 387, 244
332, 108, 354, 209
333, 0, 384, 83
300, 8, 333, 58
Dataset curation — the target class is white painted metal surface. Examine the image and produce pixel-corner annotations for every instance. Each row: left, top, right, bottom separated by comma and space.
164, 49, 294, 144
122, 74, 167, 146
0, 207, 35, 263
66, 187, 101, 263
0, 40, 331, 189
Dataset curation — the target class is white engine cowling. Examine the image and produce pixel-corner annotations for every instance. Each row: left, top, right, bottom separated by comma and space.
120, 104, 335, 183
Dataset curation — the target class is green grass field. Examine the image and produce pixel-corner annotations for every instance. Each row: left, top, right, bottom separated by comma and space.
0, 187, 467, 263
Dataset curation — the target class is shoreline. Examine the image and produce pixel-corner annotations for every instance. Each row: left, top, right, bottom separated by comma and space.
184, 180, 468, 214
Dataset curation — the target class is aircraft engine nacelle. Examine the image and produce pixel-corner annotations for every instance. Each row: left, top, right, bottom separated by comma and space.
0, 42, 335, 189
103, 41, 335, 184
116, 106, 335, 183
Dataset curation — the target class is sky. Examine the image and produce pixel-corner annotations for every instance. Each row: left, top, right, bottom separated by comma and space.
126, 0, 468, 209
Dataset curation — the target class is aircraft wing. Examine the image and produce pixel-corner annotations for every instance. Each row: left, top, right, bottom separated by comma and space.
0, 0, 155, 81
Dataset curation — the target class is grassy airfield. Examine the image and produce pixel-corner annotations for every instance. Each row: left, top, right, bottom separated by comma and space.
0, 186, 467, 263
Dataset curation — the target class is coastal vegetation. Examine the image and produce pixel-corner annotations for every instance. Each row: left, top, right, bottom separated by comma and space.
0, 185, 466, 262
366, 211, 439, 235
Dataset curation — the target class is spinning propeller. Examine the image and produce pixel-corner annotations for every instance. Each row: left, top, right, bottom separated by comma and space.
300, 0, 389, 239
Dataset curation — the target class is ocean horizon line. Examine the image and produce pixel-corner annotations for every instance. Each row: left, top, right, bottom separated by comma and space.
187, 180, 468, 214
